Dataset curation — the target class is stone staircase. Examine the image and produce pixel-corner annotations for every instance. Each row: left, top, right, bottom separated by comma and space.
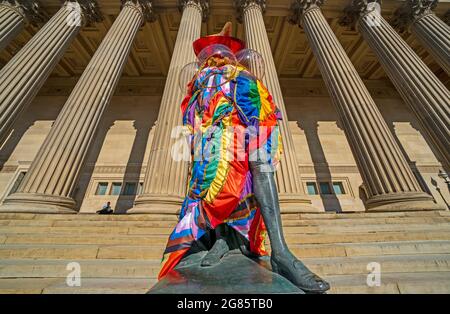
0, 211, 449, 293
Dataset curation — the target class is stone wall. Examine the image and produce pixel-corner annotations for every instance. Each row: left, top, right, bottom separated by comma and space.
0, 91, 448, 213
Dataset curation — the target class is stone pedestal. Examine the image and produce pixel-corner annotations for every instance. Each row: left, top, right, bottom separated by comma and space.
131, 0, 208, 214
0, 0, 101, 146
149, 250, 304, 294
290, 0, 440, 212
1, 0, 154, 213
236, 0, 315, 213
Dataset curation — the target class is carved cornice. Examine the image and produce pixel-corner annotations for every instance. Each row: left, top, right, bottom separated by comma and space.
288, 0, 324, 26
444, 9, 450, 26
409, 0, 437, 19
64, 0, 103, 26
178, 0, 209, 22
0, 0, 46, 25
391, 0, 437, 32
121, 0, 156, 23
339, 0, 380, 30
235, 0, 266, 23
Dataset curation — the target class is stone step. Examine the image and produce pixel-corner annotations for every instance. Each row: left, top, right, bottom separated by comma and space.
43, 278, 157, 294
0, 277, 156, 294
283, 216, 450, 226
334, 240, 450, 257
326, 271, 450, 294
302, 254, 450, 275
1, 223, 450, 237
1, 240, 449, 260
51, 212, 450, 224
285, 230, 450, 244
292, 211, 448, 220
0, 226, 170, 235
3, 229, 450, 246
0, 259, 162, 279
287, 223, 450, 234
1, 211, 449, 294
0, 211, 446, 223
0, 217, 450, 231
0, 213, 179, 222
3, 233, 169, 246
0, 278, 62, 294
1, 254, 449, 279
1, 272, 449, 294
4, 219, 178, 228
0, 244, 103, 260
293, 240, 450, 258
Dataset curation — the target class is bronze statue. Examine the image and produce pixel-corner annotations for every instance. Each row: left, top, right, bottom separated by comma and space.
157, 23, 329, 294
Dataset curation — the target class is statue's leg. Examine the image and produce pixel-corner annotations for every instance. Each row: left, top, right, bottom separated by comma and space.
249, 159, 330, 293
201, 224, 230, 267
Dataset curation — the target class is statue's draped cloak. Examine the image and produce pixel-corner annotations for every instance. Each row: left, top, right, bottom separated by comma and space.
158, 64, 283, 279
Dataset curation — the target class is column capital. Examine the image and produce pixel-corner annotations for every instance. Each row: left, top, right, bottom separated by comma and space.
0, 0, 46, 25
289, 0, 324, 26
64, 0, 103, 26
339, 0, 381, 29
235, 0, 266, 23
391, 0, 437, 32
121, 0, 156, 23
408, 0, 437, 19
444, 9, 449, 25
178, 0, 209, 22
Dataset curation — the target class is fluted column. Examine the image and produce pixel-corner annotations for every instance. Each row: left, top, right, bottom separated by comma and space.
131, 0, 208, 214
392, 0, 450, 75
1, 0, 155, 213
341, 0, 450, 171
0, 0, 102, 146
236, 0, 315, 212
0, 0, 43, 50
290, 0, 440, 211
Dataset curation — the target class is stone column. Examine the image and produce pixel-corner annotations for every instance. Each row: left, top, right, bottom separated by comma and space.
341, 0, 450, 172
236, 0, 315, 212
0, 0, 43, 51
392, 0, 450, 75
0, 0, 102, 146
290, 0, 440, 211
131, 0, 209, 214
1, 0, 155, 213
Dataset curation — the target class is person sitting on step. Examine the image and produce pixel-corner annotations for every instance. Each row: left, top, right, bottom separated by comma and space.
96, 201, 113, 215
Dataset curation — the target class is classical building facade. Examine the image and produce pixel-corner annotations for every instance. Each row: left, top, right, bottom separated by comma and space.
0, 0, 449, 214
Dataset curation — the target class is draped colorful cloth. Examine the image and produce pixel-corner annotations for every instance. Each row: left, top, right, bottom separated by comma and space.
158, 63, 283, 279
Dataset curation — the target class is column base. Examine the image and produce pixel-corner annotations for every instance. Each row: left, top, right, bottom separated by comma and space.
0, 192, 77, 214
129, 194, 184, 214
278, 193, 322, 213
366, 192, 445, 212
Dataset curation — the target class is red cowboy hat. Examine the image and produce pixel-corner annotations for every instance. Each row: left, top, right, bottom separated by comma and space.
193, 35, 246, 56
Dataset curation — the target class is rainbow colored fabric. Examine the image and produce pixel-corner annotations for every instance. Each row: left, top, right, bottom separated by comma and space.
158, 64, 283, 279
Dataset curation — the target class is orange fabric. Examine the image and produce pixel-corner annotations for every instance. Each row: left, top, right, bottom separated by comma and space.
158, 248, 189, 280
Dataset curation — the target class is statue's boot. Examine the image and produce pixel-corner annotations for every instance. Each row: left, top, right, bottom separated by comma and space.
250, 160, 330, 293
201, 238, 229, 267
